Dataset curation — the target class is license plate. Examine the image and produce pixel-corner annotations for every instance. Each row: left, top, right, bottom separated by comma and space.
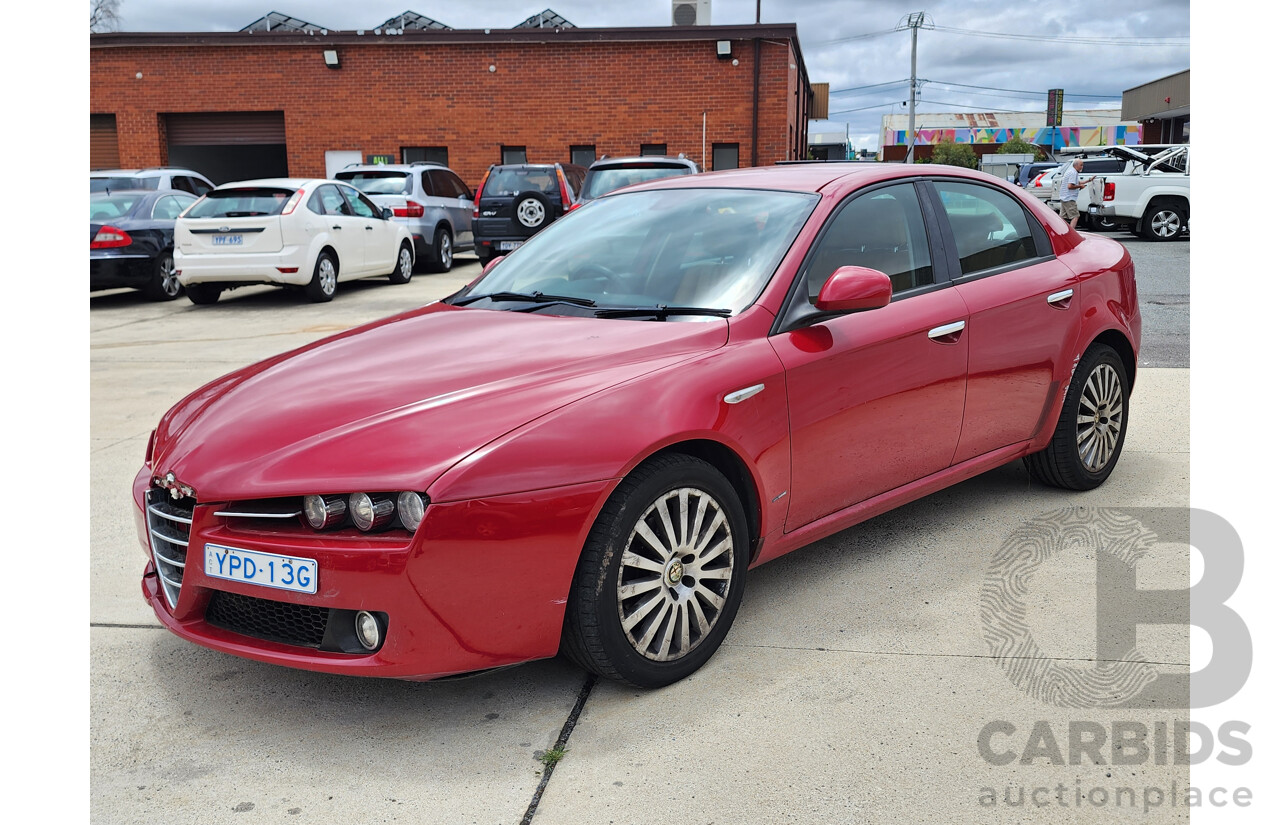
1089, 205, 1099, 214
498, 241, 524, 251
212, 234, 244, 246
204, 543, 317, 594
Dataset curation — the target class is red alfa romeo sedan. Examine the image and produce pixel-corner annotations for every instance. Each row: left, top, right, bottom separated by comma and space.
135, 163, 1140, 688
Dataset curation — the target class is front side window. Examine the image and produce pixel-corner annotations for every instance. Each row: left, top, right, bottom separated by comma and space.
802, 183, 934, 300
933, 181, 1038, 276
309, 184, 351, 216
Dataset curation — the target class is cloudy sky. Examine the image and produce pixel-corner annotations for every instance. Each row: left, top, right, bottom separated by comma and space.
98, 0, 1191, 151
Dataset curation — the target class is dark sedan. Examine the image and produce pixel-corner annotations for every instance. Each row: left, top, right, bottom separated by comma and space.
90, 189, 198, 301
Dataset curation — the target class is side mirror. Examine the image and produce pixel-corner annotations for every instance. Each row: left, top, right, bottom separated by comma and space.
814, 266, 893, 313
481, 255, 505, 276
381, 207, 394, 220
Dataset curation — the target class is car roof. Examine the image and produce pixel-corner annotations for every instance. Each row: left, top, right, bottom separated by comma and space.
588, 156, 698, 169
338, 163, 448, 172
90, 168, 203, 176
208, 178, 326, 189
617, 161, 985, 196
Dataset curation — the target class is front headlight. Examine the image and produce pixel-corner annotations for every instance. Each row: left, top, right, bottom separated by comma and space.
397, 492, 428, 532
349, 492, 396, 532
303, 494, 347, 530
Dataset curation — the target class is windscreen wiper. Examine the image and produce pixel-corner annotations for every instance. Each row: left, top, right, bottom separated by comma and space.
594, 305, 732, 320
449, 291, 597, 308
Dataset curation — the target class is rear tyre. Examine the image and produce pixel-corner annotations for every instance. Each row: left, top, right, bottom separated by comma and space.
305, 252, 338, 302
388, 242, 414, 284
1024, 344, 1130, 490
425, 228, 453, 273
1140, 203, 1186, 241
561, 454, 749, 688
185, 283, 222, 305
143, 250, 182, 301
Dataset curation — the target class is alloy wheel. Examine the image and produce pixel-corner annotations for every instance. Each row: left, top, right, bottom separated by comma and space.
1075, 363, 1124, 472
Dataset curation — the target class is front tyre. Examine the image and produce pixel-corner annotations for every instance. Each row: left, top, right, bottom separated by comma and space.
1024, 344, 1130, 490
305, 251, 338, 302
561, 454, 749, 688
388, 242, 414, 284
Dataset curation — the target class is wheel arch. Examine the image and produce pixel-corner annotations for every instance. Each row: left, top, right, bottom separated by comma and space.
1146, 194, 1189, 218
647, 439, 764, 563
1088, 328, 1137, 393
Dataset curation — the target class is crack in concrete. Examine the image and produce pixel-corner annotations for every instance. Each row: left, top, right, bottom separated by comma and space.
520, 673, 597, 825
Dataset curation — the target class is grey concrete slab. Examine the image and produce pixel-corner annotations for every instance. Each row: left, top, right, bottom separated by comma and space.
91, 628, 585, 825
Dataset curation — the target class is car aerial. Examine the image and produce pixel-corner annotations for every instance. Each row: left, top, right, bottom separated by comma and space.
91, 167, 216, 196
575, 155, 700, 207
136, 162, 1139, 689
471, 162, 586, 265
90, 188, 199, 301
335, 162, 474, 273
173, 178, 415, 305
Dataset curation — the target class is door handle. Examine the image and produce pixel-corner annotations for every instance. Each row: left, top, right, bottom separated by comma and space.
365, 226, 374, 231
928, 320, 965, 341
1047, 288, 1074, 308
331, 225, 342, 230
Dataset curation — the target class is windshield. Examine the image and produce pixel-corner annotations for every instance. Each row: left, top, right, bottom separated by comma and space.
335, 171, 411, 195
581, 166, 693, 199
89, 193, 143, 221
455, 188, 818, 317
185, 187, 296, 218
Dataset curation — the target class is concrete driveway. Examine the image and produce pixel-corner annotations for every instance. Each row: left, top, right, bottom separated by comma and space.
91, 239, 1191, 824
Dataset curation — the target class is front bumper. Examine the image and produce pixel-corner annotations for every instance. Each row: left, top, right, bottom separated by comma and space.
134, 466, 609, 680
175, 247, 312, 287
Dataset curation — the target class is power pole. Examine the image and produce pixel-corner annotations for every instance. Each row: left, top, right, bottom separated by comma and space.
904, 12, 926, 163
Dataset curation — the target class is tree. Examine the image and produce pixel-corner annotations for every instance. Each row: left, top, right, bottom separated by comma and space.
997, 136, 1046, 160
90, 0, 121, 33
929, 138, 979, 169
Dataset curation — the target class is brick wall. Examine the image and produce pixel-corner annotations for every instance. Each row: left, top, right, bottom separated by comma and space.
90, 35, 804, 188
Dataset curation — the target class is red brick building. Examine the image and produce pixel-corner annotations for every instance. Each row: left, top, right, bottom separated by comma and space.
89, 24, 813, 190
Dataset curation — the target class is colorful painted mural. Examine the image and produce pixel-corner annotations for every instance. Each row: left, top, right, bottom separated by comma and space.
881, 125, 1142, 150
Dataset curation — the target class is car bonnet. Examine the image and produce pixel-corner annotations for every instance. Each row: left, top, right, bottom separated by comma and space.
148, 305, 728, 501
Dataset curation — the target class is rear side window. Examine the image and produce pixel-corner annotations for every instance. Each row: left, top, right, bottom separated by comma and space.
90, 177, 146, 193
482, 168, 558, 197
336, 171, 412, 195
185, 187, 296, 218
429, 170, 471, 200
308, 184, 351, 216
152, 194, 195, 220
1082, 159, 1126, 174
933, 181, 1039, 276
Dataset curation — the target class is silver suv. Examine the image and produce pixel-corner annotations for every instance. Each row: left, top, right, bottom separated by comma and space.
90, 167, 215, 196
335, 162, 474, 273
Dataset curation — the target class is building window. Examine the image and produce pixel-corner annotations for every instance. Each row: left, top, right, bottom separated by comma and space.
402, 146, 448, 166
570, 145, 596, 166
502, 145, 527, 164
640, 143, 667, 156
712, 143, 740, 170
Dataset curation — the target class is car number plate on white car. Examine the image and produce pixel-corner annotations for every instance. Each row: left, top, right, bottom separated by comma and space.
212, 234, 244, 246
498, 241, 524, 251
1089, 205, 1099, 213
204, 543, 317, 594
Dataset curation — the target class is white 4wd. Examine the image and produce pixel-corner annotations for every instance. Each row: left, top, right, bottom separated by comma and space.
1077, 145, 1189, 241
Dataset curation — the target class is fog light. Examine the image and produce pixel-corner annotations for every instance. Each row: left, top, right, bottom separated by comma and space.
349, 492, 395, 531
303, 494, 347, 530
354, 611, 381, 650
397, 491, 427, 531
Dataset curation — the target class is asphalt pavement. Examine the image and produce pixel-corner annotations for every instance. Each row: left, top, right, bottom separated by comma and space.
90, 235, 1192, 824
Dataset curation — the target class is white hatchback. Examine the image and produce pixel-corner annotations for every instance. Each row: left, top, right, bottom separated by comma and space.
174, 178, 414, 305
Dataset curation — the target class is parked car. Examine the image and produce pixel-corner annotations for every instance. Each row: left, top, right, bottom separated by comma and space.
1015, 161, 1059, 188
91, 167, 216, 196
1027, 157, 1130, 205
575, 155, 700, 207
335, 162, 474, 273
136, 163, 1139, 689
174, 178, 414, 305
90, 189, 199, 301
1077, 145, 1189, 240
471, 162, 587, 265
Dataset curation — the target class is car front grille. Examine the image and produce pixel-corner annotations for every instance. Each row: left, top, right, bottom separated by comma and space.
146, 488, 194, 610
205, 590, 329, 649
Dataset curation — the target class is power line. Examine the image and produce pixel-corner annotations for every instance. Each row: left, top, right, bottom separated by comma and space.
930, 23, 1187, 47
923, 79, 1121, 99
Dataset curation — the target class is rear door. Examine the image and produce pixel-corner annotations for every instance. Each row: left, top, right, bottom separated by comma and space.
925, 178, 1080, 462
177, 186, 290, 256
428, 169, 474, 246
310, 184, 364, 273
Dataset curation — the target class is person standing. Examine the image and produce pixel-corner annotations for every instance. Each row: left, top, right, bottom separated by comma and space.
1058, 157, 1094, 230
